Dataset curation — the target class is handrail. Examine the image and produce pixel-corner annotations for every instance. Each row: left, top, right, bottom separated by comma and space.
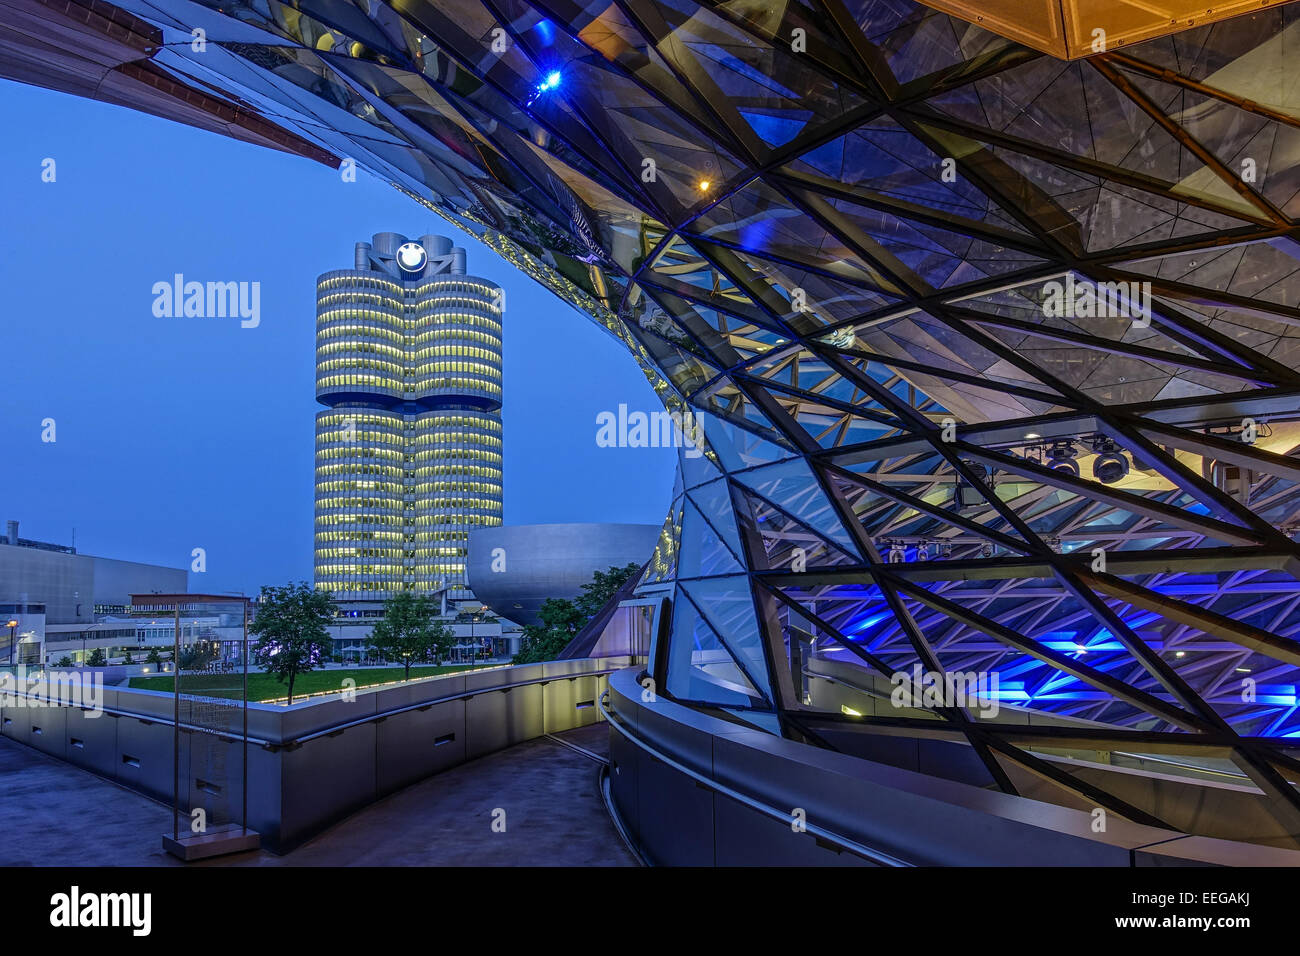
289, 666, 623, 746
1109, 750, 1252, 781
805, 666, 1257, 783
255, 661, 508, 705
0, 689, 276, 747
2, 663, 623, 750
597, 690, 912, 867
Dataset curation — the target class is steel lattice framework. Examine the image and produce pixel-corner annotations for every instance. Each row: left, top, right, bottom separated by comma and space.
7, 0, 1300, 845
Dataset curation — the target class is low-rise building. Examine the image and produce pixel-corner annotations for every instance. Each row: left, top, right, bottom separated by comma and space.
324, 599, 519, 662
0, 519, 187, 626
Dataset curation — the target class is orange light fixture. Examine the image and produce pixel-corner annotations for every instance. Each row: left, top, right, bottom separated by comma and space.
914, 0, 1287, 60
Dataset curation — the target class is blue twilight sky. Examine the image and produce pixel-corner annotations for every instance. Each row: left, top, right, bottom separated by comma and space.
0, 80, 676, 596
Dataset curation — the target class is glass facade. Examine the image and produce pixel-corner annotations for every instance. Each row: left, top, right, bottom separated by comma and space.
10, 0, 1300, 846
314, 234, 503, 600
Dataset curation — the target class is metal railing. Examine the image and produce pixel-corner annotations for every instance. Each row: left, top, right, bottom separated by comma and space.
597, 689, 911, 867
288, 666, 623, 747
1, 663, 624, 750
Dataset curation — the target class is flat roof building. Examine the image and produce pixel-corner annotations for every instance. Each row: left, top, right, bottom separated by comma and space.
0, 520, 187, 625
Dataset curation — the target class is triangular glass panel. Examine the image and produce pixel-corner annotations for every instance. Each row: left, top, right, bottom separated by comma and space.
731, 481, 861, 571
678, 497, 744, 578
731, 458, 861, 557
642, 498, 683, 585
667, 588, 769, 707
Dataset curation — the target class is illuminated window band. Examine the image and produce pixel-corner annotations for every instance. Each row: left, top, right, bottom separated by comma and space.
314, 237, 504, 601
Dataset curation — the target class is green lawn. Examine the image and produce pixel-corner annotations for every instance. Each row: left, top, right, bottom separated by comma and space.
128, 663, 487, 703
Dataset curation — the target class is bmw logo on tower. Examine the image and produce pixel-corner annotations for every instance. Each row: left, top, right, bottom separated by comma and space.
395, 240, 427, 274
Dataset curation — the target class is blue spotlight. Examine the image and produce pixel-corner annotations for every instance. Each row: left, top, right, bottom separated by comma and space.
528, 70, 564, 106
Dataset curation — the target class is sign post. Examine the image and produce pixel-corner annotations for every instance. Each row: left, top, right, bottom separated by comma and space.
138, 594, 261, 861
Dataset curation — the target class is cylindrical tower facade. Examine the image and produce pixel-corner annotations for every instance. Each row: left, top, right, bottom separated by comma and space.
412, 409, 503, 597
313, 409, 406, 597
411, 276, 503, 408
315, 272, 406, 406
314, 234, 503, 603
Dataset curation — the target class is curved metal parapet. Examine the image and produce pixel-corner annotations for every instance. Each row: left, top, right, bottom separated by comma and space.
601, 669, 1300, 867
600, 684, 909, 867
1, 658, 632, 853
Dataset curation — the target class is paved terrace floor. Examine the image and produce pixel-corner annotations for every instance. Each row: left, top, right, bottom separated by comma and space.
0, 724, 634, 866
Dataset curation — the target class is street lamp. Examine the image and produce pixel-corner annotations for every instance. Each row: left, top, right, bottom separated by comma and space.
6, 620, 17, 666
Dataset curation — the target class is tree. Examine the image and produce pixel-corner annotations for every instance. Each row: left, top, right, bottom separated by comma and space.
250, 582, 334, 705
85, 647, 107, 667
368, 592, 453, 679
512, 563, 642, 665
146, 647, 162, 667
56, 655, 73, 668
576, 562, 642, 618
178, 644, 215, 671
123, 652, 134, 665
512, 598, 585, 664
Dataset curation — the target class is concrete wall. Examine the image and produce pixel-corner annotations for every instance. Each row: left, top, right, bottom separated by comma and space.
1, 657, 629, 854
90, 556, 187, 608
0, 545, 94, 623
604, 670, 1300, 867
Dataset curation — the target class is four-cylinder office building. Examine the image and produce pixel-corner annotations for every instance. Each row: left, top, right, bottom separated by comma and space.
314, 233, 503, 602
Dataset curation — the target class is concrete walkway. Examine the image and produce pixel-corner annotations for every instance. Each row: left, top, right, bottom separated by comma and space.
0, 724, 633, 867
